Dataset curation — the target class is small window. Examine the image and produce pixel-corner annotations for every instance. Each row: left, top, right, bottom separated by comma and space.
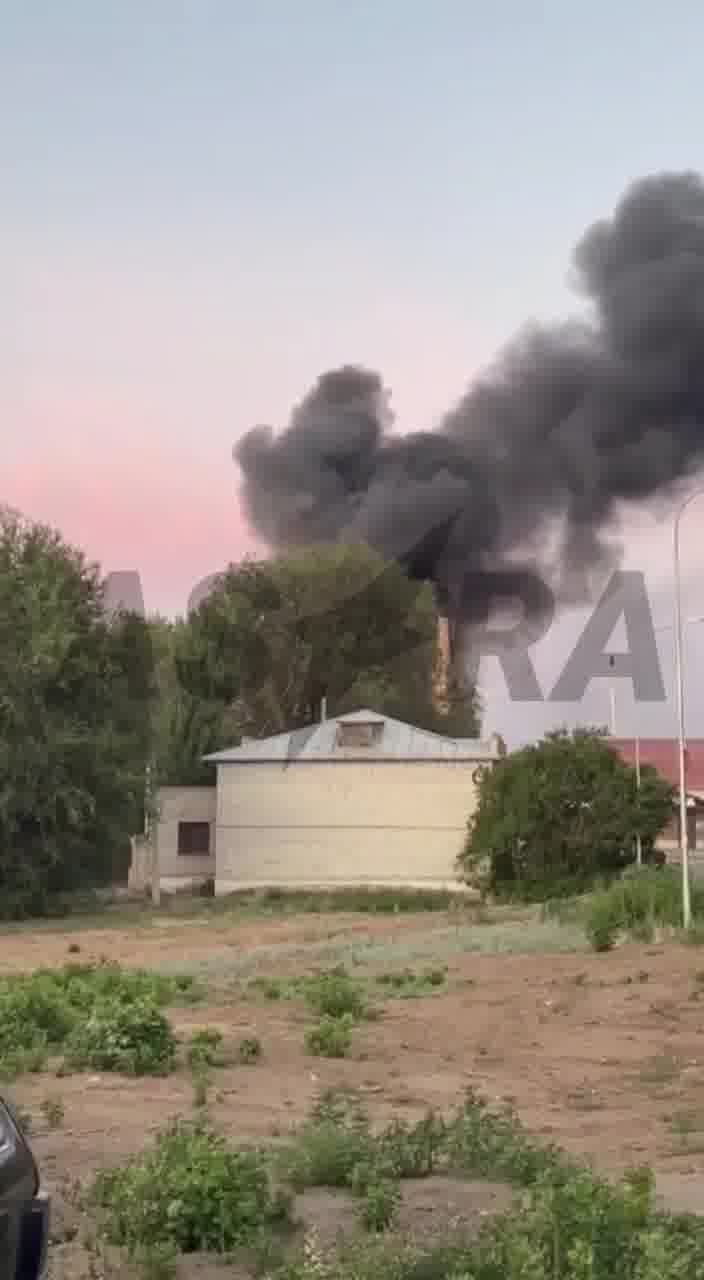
336, 721, 384, 749
177, 821, 211, 856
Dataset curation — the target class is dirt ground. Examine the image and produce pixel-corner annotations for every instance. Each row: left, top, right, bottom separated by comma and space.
4, 906, 704, 1275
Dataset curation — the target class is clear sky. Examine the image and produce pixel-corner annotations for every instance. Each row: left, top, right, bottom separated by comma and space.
4, 1, 704, 741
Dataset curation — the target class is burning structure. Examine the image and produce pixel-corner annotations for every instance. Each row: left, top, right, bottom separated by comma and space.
235, 172, 704, 684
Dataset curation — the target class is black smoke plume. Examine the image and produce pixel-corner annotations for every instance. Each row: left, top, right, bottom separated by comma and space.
235, 173, 704, 630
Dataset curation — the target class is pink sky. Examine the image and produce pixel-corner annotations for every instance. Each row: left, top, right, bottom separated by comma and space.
4, 386, 258, 617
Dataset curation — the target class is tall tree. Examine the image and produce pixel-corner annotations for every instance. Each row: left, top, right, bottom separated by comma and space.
0, 509, 154, 917
177, 542, 479, 742
459, 727, 673, 898
148, 616, 239, 786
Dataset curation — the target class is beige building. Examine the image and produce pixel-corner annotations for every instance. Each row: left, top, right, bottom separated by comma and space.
146, 710, 502, 896
149, 785, 217, 892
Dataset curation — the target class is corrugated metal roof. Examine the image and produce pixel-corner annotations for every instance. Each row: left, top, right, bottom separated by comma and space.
203, 708, 500, 764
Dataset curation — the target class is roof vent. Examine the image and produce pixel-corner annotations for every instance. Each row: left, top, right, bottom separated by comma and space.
336, 720, 384, 749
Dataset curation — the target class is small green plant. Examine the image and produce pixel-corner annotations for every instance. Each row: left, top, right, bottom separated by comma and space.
305, 1014, 354, 1058
356, 1170, 401, 1233
238, 1036, 262, 1064
375, 967, 447, 998
93, 1118, 288, 1256
585, 892, 622, 951
187, 1028, 225, 1070
40, 1095, 65, 1129
304, 968, 367, 1021
65, 998, 176, 1076
281, 1090, 374, 1191
191, 1064, 210, 1109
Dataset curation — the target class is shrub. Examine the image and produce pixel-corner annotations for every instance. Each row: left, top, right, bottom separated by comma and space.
585, 892, 622, 952
303, 968, 367, 1021
0, 963, 201, 1080
585, 868, 704, 950
305, 1015, 354, 1059
93, 1119, 288, 1255
377, 1113, 447, 1179
281, 1091, 374, 1191
460, 728, 673, 899
65, 997, 176, 1076
443, 1089, 568, 1186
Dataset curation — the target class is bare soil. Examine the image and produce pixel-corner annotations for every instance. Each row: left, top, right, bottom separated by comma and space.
5, 907, 704, 1276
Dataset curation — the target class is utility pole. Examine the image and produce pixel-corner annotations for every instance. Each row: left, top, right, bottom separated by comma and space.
672, 493, 702, 929
608, 655, 616, 734
635, 735, 642, 868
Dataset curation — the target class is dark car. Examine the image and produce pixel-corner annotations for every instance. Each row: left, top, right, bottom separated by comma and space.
0, 1098, 49, 1279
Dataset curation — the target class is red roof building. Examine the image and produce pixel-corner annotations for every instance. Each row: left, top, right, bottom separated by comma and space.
608, 739, 704, 793
608, 738, 704, 852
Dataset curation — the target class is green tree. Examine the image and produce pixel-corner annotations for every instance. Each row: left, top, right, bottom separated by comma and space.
459, 727, 673, 899
148, 616, 239, 786
0, 509, 154, 917
176, 542, 479, 742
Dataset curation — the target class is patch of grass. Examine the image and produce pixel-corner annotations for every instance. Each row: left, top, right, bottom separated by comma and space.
639, 1052, 681, 1089
93, 1118, 290, 1257
585, 868, 704, 951
374, 966, 447, 998
221, 885, 470, 916
355, 1171, 401, 1233
305, 1014, 354, 1058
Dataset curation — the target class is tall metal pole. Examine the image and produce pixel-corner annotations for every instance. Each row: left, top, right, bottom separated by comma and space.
635, 735, 642, 868
672, 491, 704, 929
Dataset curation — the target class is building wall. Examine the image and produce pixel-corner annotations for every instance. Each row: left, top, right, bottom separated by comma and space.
155, 786, 216, 888
214, 760, 485, 893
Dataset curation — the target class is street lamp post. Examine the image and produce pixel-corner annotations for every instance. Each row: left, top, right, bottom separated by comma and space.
673, 490, 704, 930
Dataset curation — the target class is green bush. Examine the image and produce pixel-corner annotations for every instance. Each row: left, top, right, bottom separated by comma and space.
65, 998, 176, 1076
443, 1089, 568, 1186
584, 868, 704, 950
281, 1091, 374, 1191
0, 963, 201, 1079
303, 968, 367, 1021
585, 892, 622, 952
93, 1119, 289, 1255
460, 728, 673, 899
305, 1014, 354, 1059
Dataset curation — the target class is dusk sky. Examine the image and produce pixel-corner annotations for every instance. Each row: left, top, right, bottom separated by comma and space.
4, 2, 704, 743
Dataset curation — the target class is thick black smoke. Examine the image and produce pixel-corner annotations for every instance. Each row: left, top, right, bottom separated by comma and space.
235, 173, 704, 629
